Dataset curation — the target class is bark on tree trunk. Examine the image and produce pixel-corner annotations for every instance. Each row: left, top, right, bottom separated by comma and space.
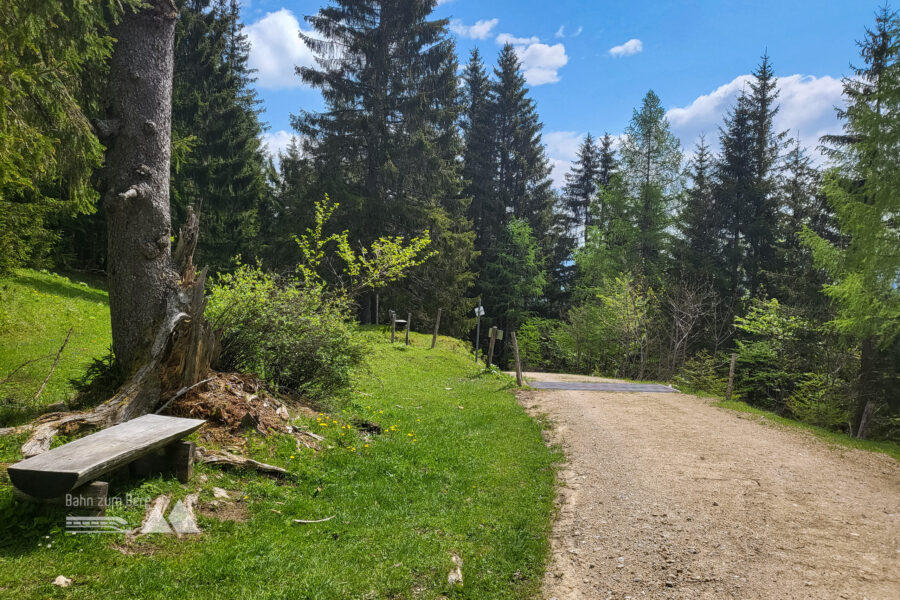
104, 0, 178, 377
16, 0, 216, 456
854, 336, 878, 439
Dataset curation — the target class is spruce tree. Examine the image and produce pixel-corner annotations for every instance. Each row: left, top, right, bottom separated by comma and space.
491, 44, 555, 244
171, 0, 268, 272
802, 7, 900, 437
619, 90, 682, 282
564, 133, 601, 244
462, 48, 498, 257
296, 0, 475, 331
674, 136, 721, 284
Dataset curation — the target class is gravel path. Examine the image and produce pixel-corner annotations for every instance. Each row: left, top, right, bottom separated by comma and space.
519, 372, 900, 600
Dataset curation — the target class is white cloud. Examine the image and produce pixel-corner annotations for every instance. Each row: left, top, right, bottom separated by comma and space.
516, 42, 568, 85
246, 9, 316, 90
496, 32, 541, 45
666, 73, 844, 161
449, 18, 499, 40
555, 25, 565, 39
572, 26, 583, 37
544, 131, 583, 162
609, 38, 643, 58
260, 130, 295, 158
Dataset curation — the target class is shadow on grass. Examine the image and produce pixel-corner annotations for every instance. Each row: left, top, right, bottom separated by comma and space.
10, 273, 108, 305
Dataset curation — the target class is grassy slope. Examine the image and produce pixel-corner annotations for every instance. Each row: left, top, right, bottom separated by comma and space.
0, 320, 559, 599
0, 270, 111, 425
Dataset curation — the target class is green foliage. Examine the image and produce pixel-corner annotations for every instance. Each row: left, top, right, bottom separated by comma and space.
673, 351, 728, 397
786, 373, 852, 431
482, 218, 546, 333
171, 0, 269, 273
0, 0, 137, 275
293, 195, 435, 297
517, 318, 572, 372
206, 265, 365, 397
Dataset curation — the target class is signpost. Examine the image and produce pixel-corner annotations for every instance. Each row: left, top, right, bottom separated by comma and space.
473, 301, 484, 363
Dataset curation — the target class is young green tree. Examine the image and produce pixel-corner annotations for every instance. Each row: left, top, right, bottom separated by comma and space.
802, 8, 900, 438
619, 90, 683, 282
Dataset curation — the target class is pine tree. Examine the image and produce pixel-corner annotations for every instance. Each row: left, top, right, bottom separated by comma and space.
619, 90, 682, 282
744, 53, 787, 295
171, 0, 268, 272
491, 44, 555, 244
564, 133, 601, 244
674, 136, 722, 284
802, 8, 900, 438
296, 0, 475, 331
462, 48, 498, 257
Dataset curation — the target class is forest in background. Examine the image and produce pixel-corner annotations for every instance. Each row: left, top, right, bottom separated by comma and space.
1, 0, 897, 440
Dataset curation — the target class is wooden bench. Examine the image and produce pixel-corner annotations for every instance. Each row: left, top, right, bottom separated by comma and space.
7, 414, 205, 507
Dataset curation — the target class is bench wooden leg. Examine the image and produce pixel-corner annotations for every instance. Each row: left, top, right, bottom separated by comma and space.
165, 441, 194, 483
14, 481, 109, 516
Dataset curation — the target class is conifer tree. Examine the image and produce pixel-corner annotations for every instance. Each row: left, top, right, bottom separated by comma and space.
462, 48, 498, 256
296, 0, 475, 331
619, 90, 682, 282
564, 133, 601, 244
171, 0, 268, 272
802, 8, 900, 438
674, 136, 721, 283
491, 44, 555, 245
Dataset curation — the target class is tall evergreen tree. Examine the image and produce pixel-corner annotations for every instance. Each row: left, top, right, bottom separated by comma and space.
461, 48, 498, 258
564, 133, 601, 244
674, 136, 721, 283
802, 8, 900, 438
491, 44, 555, 245
171, 0, 268, 272
619, 90, 682, 282
296, 0, 475, 331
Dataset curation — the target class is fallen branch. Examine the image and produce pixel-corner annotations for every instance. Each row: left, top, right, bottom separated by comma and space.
154, 376, 215, 415
33, 328, 73, 402
292, 515, 334, 524
194, 446, 288, 476
0, 354, 54, 388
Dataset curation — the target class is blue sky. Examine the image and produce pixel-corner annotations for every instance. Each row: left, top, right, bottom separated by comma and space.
241, 0, 881, 186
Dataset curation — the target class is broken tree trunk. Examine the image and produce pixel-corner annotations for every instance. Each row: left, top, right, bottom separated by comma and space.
17, 0, 216, 457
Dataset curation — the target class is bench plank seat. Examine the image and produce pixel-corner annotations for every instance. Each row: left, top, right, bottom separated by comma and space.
7, 414, 205, 499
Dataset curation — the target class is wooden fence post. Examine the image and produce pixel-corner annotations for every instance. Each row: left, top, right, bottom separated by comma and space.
431, 308, 441, 349
405, 313, 411, 346
486, 326, 498, 368
726, 352, 736, 401
390, 312, 396, 344
510, 331, 523, 387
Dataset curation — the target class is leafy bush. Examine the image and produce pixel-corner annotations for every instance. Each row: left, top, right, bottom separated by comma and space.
206, 265, 365, 397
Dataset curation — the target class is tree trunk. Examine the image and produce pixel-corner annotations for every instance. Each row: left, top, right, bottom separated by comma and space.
854, 337, 878, 439
17, 0, 216, 456
104, 0, 179, 377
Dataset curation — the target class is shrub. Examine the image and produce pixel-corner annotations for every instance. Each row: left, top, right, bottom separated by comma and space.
206, 265, 365, 397
517, 318, 572, 372
673, 351, 728, 397
786, 373, 852, 431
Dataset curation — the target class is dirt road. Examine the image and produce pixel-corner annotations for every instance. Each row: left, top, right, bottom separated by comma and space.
519, 372, 900, 600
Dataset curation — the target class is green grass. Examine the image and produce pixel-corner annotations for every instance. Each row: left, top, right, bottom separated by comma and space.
713, 399, 900, 461
0, 269, 112, 425
0, 322, 560, 599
